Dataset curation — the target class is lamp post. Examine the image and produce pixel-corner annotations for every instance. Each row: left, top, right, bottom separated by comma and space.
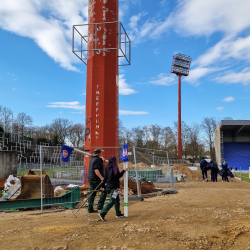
171, 53, 192, 159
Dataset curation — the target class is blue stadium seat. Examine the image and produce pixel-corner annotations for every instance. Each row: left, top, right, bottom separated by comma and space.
223, 142, 250, 171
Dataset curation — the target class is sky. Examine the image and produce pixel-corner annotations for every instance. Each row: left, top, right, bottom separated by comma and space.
1, 0, 250, 129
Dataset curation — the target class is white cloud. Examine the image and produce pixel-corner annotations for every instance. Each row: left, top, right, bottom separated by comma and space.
71, 111, 83, 114
222, 96, 235, 102
129, 13, 141, 33
214, 67, 250, 85
119, 110, 149, 115
173, 0, 250, 37
149, 73, 175, 86
0, 0, 88, 71
194, 36, 250, 68
216, 107, 224, 111
119, 74, 137, 95
153, 48, 160, 55
12, 88, 15, 91
46, 101, 85, 110
185, 67, 223, 84
79, 93, 86, 96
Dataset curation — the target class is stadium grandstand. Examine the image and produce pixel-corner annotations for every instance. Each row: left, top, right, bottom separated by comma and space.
215, 120, 250, 171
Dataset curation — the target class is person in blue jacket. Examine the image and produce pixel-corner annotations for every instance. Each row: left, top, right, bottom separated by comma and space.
210, 159, 219, 182
200, 157, 208, 182
220, 159, 229, 182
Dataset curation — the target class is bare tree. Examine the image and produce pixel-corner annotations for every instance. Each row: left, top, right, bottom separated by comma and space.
50, 118, 73, 144
132, 126, 145, 148
200, 117, 219, 159
15, 112, 33, 137
161, 126, 174, 149
148, 124, 162, 149
69, 123, 85, 147
0, 106, 12, 133
118, 119, 126, 146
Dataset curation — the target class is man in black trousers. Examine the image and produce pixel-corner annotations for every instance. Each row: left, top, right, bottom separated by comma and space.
210, 159, 219, 182
200, 157, 208, 182
88, 148, 108, 213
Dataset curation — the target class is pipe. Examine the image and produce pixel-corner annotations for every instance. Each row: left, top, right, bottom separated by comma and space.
178, 74, 182, 159
73, 148, 108, 163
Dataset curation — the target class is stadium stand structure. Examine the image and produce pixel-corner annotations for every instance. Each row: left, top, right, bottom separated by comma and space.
215, 120, 250, 171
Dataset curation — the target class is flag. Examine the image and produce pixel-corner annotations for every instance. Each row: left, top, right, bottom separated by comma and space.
61, 145, 74, 162
120, 144, 128, 163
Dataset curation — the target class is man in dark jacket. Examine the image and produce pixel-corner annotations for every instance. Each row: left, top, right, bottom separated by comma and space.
210, 159, 219, 182
200, 157, 208, 182
88, 148, 107, 213
98, 156, 128, 222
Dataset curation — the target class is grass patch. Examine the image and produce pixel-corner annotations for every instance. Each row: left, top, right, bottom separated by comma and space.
235, 173, 250, 184
17, 166, 84, 179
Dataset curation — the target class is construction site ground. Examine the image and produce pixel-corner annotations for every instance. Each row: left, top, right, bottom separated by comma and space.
1, 179, 250, 250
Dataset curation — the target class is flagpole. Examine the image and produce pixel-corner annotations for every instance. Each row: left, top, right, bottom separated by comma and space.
73, 148, 108, 162
18, 113, 20, 143
3, 108, 5, 149
11, 111, 13, 142
124, 160, 128, 217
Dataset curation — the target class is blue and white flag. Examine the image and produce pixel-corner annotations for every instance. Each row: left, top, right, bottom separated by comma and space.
120, 144, 128, 163
61, 145, 74, 162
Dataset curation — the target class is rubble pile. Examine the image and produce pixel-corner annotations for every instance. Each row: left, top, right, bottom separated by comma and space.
0, 178, 7, 191
120, 179, 159, 194
172, 164, 202, 181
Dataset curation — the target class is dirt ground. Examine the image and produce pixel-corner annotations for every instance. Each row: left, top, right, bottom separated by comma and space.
1, 179, 250, 250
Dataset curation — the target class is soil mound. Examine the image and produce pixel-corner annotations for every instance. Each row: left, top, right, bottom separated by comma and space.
118, 162, 134, 167
134, 162, 148, 168
120, 180, 158, 194
173, 164, 202, 181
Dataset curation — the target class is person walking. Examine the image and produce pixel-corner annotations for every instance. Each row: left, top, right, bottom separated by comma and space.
210, 159, 219, 182
220, 159, 229, 182
200, 157, 208, 182
88, 148, 107, 213
98, 156, 128, 222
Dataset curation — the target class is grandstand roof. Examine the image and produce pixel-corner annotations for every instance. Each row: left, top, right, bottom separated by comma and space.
220, 120, 250, 131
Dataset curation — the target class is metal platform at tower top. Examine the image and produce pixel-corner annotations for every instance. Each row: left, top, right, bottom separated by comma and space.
72, 21, 131, 66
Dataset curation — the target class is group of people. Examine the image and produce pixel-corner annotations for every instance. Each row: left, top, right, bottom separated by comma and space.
200, 158, 232, 182
87, 148, 128, 222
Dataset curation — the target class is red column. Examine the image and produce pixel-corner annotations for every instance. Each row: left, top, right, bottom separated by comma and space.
178, 74, 182, 159
84, 0, 119, 173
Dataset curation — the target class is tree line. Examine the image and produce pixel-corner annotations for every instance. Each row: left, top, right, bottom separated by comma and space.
0, 105, 84, 147
1, 105, 232, 161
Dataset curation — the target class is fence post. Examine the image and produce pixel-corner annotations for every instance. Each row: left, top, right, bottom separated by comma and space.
167, 151, 170, 174
53, 165, 55, 178
76, 166, 78, 179
40, 146, 43, 212
18, 164, 21, 176
249, 167, 250, 179
133, 146, 140, 198
240, 166, 242, 180
170, 168, 174, 191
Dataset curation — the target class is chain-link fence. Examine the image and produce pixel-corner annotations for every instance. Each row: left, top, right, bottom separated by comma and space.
4, 146, 175, 212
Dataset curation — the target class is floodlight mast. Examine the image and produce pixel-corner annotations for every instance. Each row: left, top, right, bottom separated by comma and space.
171, 53, 192, 159
72, 0, 131, 179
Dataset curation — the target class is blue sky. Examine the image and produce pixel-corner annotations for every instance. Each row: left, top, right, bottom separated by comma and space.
0, 0, 250, 129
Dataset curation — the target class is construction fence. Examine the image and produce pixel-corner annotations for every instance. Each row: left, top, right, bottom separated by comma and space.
0, 146, 175, 212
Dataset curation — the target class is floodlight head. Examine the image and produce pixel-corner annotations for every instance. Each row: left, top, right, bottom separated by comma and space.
170, 53, 192, 76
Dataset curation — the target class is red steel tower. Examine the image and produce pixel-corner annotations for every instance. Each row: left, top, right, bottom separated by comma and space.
73, 1, 131, 173
171, 53, 192, 159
